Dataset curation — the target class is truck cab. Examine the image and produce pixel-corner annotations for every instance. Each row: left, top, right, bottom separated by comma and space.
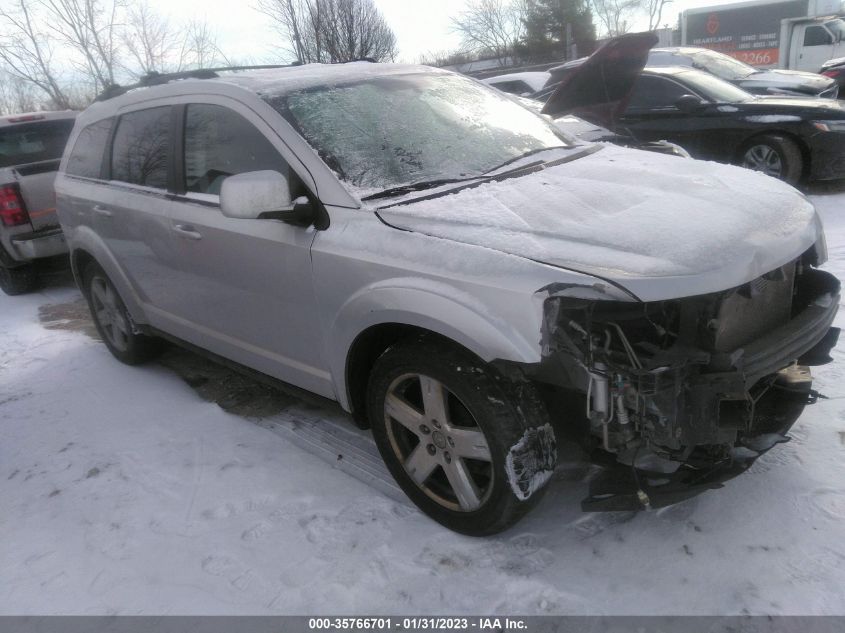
785, 16, 845, 70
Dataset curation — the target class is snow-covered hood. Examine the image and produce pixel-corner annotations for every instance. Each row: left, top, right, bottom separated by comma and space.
378, 145, 822, 302
822, 56, 845, 70
738, 69, 836, 95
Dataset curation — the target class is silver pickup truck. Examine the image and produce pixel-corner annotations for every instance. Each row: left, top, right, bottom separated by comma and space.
0, 111, 76, 295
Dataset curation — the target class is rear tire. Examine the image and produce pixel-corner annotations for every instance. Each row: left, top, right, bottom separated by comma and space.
0, 263, 38, 295
82, 262, 162, 365
366, 337, 557, 535
739, 134, 803, 185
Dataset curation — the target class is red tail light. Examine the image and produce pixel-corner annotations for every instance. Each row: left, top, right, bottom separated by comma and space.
0, 184, 31, 227
822, 69, 843, 78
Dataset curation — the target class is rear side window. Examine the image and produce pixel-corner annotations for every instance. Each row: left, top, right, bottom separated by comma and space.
0, 119, 74, 169
627, 76, 689, 110
66, 119, 112, 178
490, 80, 533, 95
111, 107, 170, 189
184, 104, 288, 195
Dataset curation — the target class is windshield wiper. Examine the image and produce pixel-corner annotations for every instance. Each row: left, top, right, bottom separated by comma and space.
362, 176, 486, 202
481, 145, 571, 175
362, 146, 571, 202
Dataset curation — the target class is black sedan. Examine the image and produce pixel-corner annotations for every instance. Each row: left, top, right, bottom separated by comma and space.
616, 67, 845, 183
821, 57, 845, 97
541, 33, 845, 184
546, 47, 839, 100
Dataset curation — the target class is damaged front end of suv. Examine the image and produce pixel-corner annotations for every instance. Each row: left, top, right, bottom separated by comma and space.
538, 247, 840, 511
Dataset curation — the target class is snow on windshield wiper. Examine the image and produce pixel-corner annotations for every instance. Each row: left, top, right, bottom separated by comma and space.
481, 145, 571, 175
362, 146, 571, 202
361, 176, 486, 202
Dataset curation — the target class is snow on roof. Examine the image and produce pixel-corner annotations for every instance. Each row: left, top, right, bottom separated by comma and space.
218, 62, 448, 96
482, 72, 551, 92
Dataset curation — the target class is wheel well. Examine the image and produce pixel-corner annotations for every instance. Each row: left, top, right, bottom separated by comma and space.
71, 249, 96, 291
735, 130, 810, 177
345, 324, 477, 429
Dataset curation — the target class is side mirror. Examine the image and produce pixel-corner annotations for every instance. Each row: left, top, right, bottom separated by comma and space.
219, 170, 287, 216
675, 94, 707, 113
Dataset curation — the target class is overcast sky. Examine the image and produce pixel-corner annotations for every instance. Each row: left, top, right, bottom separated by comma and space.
147, 0, 752, 65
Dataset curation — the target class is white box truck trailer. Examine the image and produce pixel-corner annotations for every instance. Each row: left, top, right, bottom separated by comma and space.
681, 0, 845, 71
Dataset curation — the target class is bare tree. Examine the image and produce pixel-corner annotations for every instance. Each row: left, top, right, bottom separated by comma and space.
451, 0, 527, 66
255, 0, 306, 62
0, 0, 70, 108
590, 0, 639, 36
645, 0, 672, 30
256, 0, 397, 63
38, 0, 123, 93
0, 69, 38, 114
177, 19, 230, 69
124, 2, 177, 76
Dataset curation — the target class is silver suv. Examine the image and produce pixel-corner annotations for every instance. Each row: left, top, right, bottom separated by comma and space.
1, 111, 75, 294
56, 63, 840, 534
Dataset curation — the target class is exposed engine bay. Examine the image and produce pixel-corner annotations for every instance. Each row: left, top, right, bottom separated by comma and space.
536, 252, 841, 511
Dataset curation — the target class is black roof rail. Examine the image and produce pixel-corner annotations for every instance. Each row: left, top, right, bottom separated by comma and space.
94, 63, 303, 102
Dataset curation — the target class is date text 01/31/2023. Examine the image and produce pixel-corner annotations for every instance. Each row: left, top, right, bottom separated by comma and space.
307, 618, 528, 630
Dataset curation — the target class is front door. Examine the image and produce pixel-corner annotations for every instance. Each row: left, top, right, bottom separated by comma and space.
162, 102, 333, 398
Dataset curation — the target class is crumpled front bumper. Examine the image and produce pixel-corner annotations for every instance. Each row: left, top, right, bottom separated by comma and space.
577, 268, 841, 511
582, 321, 840, 512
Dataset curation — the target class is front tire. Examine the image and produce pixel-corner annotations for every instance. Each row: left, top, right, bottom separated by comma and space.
82, 262, 162, 364
367, 338, 557, 535
740, 134, 803, 184
0, 263, 38, 295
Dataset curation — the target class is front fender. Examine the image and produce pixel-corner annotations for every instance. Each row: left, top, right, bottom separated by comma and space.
329, 278, 543, 411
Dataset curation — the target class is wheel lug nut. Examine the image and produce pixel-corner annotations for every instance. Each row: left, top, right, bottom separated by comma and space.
444, 451, 452, 464
419, 424, 430, 434
426, 444, 436, 455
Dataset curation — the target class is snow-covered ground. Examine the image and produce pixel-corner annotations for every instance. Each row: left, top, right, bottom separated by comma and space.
1, 189, 844, 616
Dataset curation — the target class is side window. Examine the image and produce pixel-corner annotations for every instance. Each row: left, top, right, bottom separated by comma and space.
804, 25, 833, 47
111, 107, 170, 189
492, 80, 532, 95
627, 76, 689, 110
66, 118, 112, 179
184, 104, 290, 196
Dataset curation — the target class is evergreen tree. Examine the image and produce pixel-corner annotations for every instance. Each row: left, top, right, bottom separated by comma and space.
520, 0, 596, 62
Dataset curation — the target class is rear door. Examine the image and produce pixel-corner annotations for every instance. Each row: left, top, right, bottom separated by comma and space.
618, 75, 704, 151
162, 100, 332, 397
94, 105, 183, 315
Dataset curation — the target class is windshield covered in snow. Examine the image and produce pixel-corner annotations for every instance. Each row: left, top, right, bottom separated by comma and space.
266, 73, 572, 192
689, 50, 756, 81
677, 69, 753, 103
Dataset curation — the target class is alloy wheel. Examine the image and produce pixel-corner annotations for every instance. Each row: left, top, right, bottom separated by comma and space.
742, 144, 783, 178
90, 276, 130, 352
384, 373, 493, 512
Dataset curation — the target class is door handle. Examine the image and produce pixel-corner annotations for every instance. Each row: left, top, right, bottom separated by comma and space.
93, 205, 113, 217
173, 224, 202, 240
